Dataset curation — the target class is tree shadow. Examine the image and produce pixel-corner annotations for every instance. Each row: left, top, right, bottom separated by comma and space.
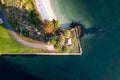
0, 57, 45, 80
70, 21, 103, 38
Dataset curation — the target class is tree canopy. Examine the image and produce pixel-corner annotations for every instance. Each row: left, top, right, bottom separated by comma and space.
54, 43, 60, 50
42, 19, 60, 34
62, 46, 70, 53
48, 36, 56, 45
63, 30, 71, 38
56, 36, 65, 45
52, 19, 60, 30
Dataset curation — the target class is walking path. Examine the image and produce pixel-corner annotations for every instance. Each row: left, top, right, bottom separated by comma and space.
0, 6, 54, 51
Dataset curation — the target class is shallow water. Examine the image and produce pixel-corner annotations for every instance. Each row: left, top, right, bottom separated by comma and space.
1, 0, 120, 80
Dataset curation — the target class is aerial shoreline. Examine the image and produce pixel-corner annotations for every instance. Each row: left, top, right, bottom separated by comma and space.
35, 0, 57, 21
35, 0, 70, 28
35, 0, 83, 54
0, 0, 83, 54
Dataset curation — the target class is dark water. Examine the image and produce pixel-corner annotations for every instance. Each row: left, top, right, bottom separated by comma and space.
1, 0, 120, 80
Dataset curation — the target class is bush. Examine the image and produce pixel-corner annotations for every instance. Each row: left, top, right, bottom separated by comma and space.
49, 37, 56, 45
28, 10, 39, 25
54, 44, 60, 50
42, 19, 60, 34
63, 30, 71, 38
42, 20, 55, 33
56, 36, 65, 45
52, 19, 60, 30
62, 46, 70, 53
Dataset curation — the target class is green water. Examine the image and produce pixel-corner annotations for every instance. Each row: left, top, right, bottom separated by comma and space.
51, 0, 120, 53
1, 0, 120, 80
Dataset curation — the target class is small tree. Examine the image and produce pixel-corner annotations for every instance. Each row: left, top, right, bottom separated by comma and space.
48, 37, 56, 45
62, 46, 70, 53
63, 30, 71, 38
42, 20, 55, 33
54, 43, 61, 50
42, 19, 60, 34
52, 19, 60, 30
57, 36, 65, 45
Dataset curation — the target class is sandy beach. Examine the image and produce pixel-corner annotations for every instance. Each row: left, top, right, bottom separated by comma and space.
35, 0, 70, 28
34, 0, 82, 54
35, 0, 57, 21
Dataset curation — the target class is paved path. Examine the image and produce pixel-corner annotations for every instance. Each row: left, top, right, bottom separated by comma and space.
0, 6, 54, 51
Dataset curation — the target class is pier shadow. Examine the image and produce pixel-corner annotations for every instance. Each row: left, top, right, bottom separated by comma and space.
0, 57, 45, 80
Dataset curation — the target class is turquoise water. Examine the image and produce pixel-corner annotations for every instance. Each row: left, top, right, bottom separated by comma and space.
1, 0, 120, 80
51, 0, 120, 53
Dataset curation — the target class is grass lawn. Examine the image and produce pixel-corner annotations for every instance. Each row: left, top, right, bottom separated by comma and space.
0, 0, 57, 54
0, 24, 46, 54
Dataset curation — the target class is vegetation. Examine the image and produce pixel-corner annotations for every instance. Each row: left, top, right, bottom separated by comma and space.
62, 46, 70, 53
27, 10, 39, 25
56, 36, 65, 45
0, 0, 60, 52
0, 24, 59, 53
54, 44, 61, 50
42, 19, 60, 34
0, 0, 79, 53
0, 24, 37, 53
52, 19, 60, 30
63, 30, 71, 38
42, 20, 55, 34
48, 36, 56, 45
0, 0, 42, 39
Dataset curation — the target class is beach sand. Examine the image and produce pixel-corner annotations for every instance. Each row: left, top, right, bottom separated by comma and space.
35, 0, 57, 21
35, 0, 70, 28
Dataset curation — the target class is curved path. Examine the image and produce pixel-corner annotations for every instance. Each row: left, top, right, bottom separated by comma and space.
0, 6, 54, 51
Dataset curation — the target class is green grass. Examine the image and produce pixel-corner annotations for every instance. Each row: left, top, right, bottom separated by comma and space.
0, 0, 56, 54
0, 24, 39, 53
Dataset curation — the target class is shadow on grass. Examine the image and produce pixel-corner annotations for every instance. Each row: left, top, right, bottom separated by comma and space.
0, 57, 45, 80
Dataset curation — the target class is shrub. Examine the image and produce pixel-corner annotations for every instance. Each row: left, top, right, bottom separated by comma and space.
42, 20, 55, 33
54, 44, 61, 50
56, 36, 65, 45
49, 37, 56, 45
52, 19, 60, 30
63, 30, 71, 38
62, 46, 70, 53
42, 19, 60, 34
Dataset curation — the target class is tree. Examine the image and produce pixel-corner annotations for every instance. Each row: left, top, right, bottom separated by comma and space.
62, 46, 70, 53
42, 20, 55, 33
52, 19, 60, 30
48, 37, 56, 45
56, 36, 65, 45
63, 30, 71, 38
28, 10, 39, 25
54, 43, 61, 50
42, 19, 60, 34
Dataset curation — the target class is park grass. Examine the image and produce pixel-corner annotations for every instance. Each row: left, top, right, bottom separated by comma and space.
0, 0, 58, 54
0, 0, 42, 41
0, 24, 47, 54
